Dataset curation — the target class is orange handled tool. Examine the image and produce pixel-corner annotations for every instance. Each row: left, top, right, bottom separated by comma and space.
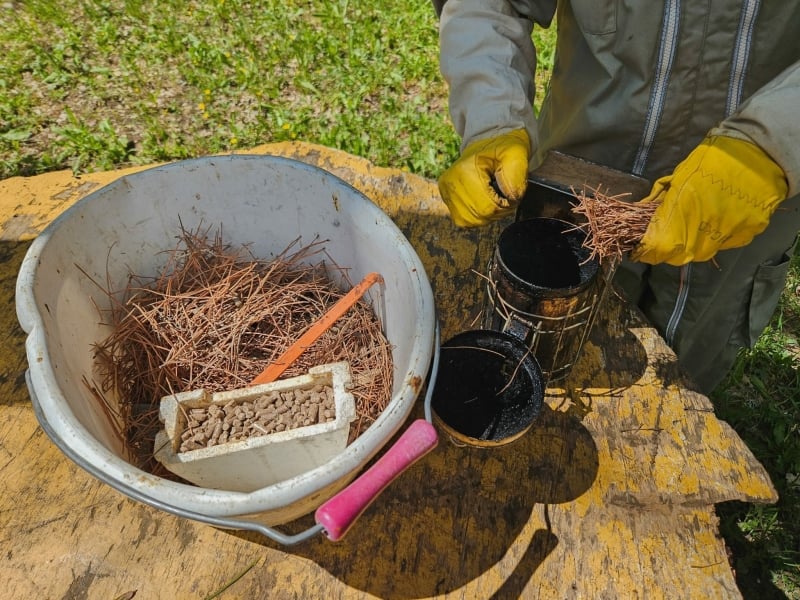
249, 271, 384, 385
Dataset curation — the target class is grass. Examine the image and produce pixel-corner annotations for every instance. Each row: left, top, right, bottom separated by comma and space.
1, 1, 797, 597
712, 252, 800, 598
1, 0, 468, 178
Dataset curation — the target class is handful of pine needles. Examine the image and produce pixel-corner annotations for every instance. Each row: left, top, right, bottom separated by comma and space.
570, 184, 658, 262
91, 225, 393, 476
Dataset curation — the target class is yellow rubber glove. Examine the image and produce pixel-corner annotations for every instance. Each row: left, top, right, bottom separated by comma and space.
438, 129, 530, 228
631, 135, 788, 266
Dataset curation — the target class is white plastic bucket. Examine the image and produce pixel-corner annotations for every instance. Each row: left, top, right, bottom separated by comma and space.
15, 155, 436, 538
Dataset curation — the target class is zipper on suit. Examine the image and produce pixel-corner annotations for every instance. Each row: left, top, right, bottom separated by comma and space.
633, 1, 761, 346
727, 1, 761, 118
665, 0, 761, 345
632, 0, 681, 177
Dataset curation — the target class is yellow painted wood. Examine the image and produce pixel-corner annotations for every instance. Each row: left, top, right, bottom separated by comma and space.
0, 143, 777, 599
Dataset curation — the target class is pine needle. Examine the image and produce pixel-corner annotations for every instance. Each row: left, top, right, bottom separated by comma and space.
90, 224, 393, 475
570, 184, 658, 262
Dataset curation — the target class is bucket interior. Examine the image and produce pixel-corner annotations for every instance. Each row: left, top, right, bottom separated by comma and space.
431, 330, 544, 447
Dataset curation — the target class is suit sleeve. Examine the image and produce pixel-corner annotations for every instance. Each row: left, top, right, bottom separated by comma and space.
438, 0, 556, 152
712, 60, 800, 196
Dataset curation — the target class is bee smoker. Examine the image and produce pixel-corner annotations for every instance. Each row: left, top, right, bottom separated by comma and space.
483, 152, 651, 383
483, 216, 600, 382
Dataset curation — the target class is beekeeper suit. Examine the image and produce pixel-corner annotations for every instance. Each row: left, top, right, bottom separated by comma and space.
436, 0, 800, 392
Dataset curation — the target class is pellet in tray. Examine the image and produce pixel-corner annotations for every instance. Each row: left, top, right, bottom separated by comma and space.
178, 384, 336, 453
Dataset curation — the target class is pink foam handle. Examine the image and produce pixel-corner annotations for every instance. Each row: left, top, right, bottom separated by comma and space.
315, 419, 438, 541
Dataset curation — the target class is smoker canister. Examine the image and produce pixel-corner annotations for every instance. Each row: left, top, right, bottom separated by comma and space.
483, 217, 601, 383
430, 329, 544, 448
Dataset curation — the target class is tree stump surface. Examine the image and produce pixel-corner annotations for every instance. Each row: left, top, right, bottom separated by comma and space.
0, 142, 776, 599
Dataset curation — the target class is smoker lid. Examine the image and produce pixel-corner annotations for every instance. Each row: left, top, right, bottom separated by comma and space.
430, 329, 544, 447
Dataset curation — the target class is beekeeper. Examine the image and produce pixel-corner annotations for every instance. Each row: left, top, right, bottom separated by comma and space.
435, 0, 800, 393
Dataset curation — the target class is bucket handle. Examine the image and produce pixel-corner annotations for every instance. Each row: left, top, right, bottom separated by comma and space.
315, 419, 438, 540
313, 322, 442, 540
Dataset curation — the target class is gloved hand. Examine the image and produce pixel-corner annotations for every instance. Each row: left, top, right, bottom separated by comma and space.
438, 129, 530, 227
631, 135, 788, 266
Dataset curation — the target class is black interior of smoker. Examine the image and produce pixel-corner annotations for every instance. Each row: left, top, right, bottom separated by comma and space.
431, 330, 543, 442
498, 218, 597, 291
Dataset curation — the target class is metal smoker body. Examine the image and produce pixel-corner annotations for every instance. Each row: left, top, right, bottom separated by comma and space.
483, 152, 651, 383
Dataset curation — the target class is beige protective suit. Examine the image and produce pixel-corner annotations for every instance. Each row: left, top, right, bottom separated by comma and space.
437, 0, 800, 392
